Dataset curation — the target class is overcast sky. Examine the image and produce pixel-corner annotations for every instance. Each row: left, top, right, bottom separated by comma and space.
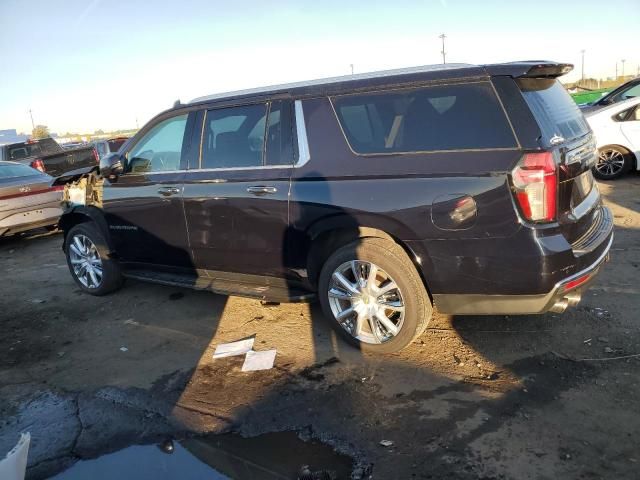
1, 0, 638, 134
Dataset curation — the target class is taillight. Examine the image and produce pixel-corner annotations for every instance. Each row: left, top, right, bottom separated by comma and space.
92, 148, 99, 163
511, 152, 557, 222
31, 159, 45, 172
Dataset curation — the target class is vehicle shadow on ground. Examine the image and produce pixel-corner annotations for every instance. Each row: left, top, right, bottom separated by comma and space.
5, 178, 638, 479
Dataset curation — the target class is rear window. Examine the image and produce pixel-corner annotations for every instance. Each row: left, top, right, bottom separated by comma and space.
332, 82, 517, 154
7, 138, 61, 160
0, 163, 42, 178
517, 78, 590, 144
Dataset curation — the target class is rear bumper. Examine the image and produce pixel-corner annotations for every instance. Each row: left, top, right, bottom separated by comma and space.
433, 231, 613, 315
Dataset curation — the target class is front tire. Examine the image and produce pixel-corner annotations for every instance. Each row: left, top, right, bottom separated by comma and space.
318, 238, 432, 353
593, 146, 632, 180
65, 223, 123, 295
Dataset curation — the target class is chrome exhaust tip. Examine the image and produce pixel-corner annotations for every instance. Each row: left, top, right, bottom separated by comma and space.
550, 298, 569, 313
565, 291, 582, 307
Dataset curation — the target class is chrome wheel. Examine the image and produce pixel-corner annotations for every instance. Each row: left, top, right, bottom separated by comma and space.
68, 234, 103, 289
595, 149, 625, 177
328, 260, 405, 344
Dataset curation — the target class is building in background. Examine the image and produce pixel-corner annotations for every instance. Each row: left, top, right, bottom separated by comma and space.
0, 129, 29, 145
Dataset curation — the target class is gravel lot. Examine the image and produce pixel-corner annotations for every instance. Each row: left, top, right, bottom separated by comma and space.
1, 175, 639, 479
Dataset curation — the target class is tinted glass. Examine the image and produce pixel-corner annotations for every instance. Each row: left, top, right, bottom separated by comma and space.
96, 143, 107, 156
8, 143, 42, 160
126, 115, 187, 173
107, 138, 127, 152
332, 82, 516, 154
0, 163, 43, 178
517, 78, 590, 144
202, 104, 267, 168
265, 100, 294, 165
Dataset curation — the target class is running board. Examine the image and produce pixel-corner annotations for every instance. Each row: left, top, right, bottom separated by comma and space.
122, 269, 316, 303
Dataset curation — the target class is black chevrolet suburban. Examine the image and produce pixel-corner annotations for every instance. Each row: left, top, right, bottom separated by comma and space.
60, 61, 613, 353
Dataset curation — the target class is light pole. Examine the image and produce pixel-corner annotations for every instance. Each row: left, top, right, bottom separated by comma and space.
28, 109, 35, 130
350, 64, 354, 75
580, 49, 585, 84
621, 59, 626, 79
439, 33, 447, 64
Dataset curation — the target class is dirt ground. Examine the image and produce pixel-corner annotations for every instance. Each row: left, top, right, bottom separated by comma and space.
1, 175, 639, 479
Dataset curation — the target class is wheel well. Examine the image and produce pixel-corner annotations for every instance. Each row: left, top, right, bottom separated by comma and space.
600, 144, 637, 168
306, 227, 432, 299
59, 212, 91, 238
59, 211, 111, 251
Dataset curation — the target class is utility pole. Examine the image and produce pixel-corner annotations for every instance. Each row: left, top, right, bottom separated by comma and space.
28, 109, 35, 130
439, 33, 447, 64
580, 49, 585, 84
350, 64, 354, 75
621, 59, 626, 79
615, 62, 618, 80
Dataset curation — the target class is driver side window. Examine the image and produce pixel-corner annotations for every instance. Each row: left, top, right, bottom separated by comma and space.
126, 114, 188, 173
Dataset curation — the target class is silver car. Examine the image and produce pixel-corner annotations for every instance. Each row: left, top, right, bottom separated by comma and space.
0, 161, 63, 236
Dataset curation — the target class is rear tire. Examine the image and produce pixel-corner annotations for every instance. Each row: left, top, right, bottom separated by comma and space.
65, 223, 123, 295
318, 238, 432, 353
593, 146, 633, 180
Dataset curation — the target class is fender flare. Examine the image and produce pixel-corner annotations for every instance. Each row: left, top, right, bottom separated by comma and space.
59, 206, 114, 252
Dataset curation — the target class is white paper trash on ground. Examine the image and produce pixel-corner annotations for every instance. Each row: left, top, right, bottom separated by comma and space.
213, 338, 255, 359
0, 433, 30, 480
242, 350, 277, 372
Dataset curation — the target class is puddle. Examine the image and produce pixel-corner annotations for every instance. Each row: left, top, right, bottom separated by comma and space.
51, 431, 354, 480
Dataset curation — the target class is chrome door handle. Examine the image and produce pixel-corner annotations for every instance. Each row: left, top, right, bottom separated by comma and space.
247, 185, 277, 195
158, 186, 180, 196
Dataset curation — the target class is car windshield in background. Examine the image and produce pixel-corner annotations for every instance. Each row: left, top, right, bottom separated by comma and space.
0, 163, 42, 178
517, 78, 590, 144
332, 82, 516, 154
107, 138, 127, 152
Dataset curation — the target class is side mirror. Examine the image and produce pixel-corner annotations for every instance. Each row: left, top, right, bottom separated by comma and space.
99, 153, 124, 180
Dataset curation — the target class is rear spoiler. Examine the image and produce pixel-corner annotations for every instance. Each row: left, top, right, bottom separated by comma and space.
484, 61, 574, 79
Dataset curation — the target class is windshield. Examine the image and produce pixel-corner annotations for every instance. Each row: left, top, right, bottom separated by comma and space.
517, 78, 590, 145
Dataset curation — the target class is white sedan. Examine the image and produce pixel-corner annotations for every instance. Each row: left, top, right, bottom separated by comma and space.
585, 96, 640, 179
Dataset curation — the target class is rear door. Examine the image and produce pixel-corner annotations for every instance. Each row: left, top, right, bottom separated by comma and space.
182, 100, 294, 277
619, 105, 640, 157
101, 112, 194, 269
516, 77, 600, 243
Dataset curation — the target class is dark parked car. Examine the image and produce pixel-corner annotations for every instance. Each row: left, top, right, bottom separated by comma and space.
0, 137, 98, 181
0, 161, 63, 236
59, 61, 613, 353
579, 77, 640, 114
92, 137, 129, 160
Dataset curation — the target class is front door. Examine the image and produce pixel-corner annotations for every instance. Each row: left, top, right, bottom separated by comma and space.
183, 100, 294, 278
103, 112, 194, 270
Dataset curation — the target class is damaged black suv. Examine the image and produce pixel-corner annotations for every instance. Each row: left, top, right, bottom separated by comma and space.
60, 61, 613, 353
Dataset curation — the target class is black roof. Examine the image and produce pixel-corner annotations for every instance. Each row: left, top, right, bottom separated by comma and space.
186, 61, 572, 107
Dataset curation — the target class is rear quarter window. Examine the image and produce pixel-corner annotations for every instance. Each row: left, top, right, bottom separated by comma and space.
331, 82, 517, 154
0, 163, 43, 178
517, 78, 590, 144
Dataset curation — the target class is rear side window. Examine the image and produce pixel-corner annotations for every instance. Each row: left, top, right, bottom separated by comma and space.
332, 82, 516, 154
0, 163, 43, 178
517, 78, 590, 144
200, 100, 293, 169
